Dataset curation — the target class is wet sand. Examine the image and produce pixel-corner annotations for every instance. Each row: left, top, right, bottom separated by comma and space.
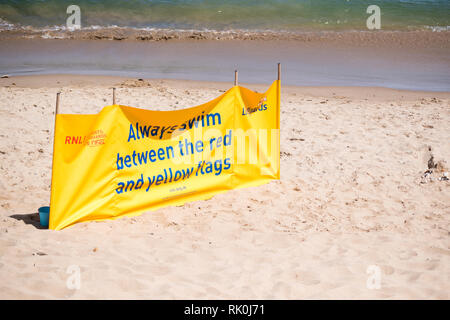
0, 35, 449, 91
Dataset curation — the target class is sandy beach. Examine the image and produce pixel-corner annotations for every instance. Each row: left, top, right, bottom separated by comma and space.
0, 74, 448, 299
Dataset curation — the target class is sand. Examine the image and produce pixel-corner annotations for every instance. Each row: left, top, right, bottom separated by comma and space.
0, 75, 449, 299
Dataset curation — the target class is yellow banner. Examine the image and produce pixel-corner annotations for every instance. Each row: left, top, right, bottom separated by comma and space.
49, 80, 280, 230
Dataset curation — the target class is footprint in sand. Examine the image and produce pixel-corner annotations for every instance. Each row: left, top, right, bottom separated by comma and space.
295, 271, 321, 286
271, 281, 291, 298
398, 250, 418, 260
381, 265, 395, 275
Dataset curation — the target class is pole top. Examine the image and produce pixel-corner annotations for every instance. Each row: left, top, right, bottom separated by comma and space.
55, 92, 61, 115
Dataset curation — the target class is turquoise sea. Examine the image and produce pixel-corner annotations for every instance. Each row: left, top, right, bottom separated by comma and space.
0, 0, 449, 32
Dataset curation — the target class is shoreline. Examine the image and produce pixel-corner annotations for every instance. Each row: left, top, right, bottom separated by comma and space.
0, 29, 449, 47
1, 74, 450, 99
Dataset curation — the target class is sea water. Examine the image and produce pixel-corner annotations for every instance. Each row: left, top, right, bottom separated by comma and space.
0, 0, 449, 32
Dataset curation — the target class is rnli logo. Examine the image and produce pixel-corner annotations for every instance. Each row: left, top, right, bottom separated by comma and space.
242, 96, 268, 116
64, 129, 106, 147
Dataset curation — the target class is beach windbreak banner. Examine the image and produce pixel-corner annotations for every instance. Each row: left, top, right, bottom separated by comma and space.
49, 81, 280, 230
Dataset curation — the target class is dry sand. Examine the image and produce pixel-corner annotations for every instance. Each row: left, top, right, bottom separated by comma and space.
0, 75, 449, 299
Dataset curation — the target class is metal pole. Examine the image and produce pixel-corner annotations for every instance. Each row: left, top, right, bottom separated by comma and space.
113, 87, 116, 105
234, 70, 238, 86
277, 63, 281, 81
55, 92, 60, 115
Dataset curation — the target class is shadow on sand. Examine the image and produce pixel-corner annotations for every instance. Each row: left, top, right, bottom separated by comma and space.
10, 212, 46, 230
